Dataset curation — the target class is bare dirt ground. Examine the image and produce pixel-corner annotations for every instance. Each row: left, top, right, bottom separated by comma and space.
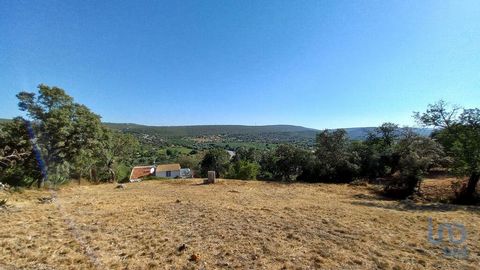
0, 179, 479, 270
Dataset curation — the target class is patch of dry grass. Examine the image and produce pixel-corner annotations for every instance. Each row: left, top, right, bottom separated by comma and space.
1, 179, 479, 269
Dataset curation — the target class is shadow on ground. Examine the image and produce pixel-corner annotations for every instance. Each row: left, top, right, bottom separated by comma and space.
350, 198, 480, 213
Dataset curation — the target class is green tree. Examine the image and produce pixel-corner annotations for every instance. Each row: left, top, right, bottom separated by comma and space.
415, 101, 480, 203
16, 84, 106, 187
368, 122, 399, 149
258, 149, 278, 180
384, 134, 445, 198
69, 105, 106, 182
176, 154, 201, 176
98, 130, 139, 182
233, 147, 259, 163
0, 118, 41, 186
227, 160, 260, 180
274, 144, 310, 181
0, 120, 29, 169
314, 129, 359, 182
200, 148, 230, 177
363, 123, 401, 177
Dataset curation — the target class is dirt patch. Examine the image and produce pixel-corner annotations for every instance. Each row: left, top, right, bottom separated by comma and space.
420, 178, 472, 203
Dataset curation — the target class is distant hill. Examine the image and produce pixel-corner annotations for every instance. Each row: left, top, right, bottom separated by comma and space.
1, 118, 432, 143
104, 123, 317, 137
105, 123, 432, 142
104, 123, 319, 147
343, 127, 433, 140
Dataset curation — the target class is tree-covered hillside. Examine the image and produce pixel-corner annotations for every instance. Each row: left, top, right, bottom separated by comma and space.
104, 123, 316, 136
104, 123, 432, 148
1, 118, 432, 148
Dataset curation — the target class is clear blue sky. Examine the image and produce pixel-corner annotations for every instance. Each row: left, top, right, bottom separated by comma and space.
1, 0, 479, 129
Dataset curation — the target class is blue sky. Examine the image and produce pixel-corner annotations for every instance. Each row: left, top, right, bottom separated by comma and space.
0, 0, 479, 129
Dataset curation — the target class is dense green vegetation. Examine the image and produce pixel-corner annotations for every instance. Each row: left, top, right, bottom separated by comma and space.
0, 85, 139, 187
2, 118, 432, 159
1, 85, 478, 204
196, 103, 479, 204
105, 122, 431, 149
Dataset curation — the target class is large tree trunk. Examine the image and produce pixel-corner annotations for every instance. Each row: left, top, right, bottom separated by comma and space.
465, 173, 480, 200
109, 168, 116, 183
37, 177, 45, 188
91, 168, 98, 183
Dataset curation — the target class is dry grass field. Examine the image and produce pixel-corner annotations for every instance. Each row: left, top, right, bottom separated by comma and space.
0, 179, 479, 269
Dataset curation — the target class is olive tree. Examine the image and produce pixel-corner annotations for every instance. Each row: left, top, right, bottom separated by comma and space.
415, 101, 480, 202
384, 134, 445, 198
314, 129, 359, 182
200, 148, 230, 177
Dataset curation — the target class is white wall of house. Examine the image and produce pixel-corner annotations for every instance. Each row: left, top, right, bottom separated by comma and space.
156, 170, 181, 178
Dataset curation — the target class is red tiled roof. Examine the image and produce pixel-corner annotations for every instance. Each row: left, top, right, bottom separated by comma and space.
129, 166, 154, 180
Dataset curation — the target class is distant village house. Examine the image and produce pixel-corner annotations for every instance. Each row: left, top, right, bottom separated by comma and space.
129, 163, 191, 181
155, 163, 181, 178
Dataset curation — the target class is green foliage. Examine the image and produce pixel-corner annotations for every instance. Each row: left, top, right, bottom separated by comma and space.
396, 135, 445, 178
272, 144, 310, 181
200, 148, 230, 177
384, 135, 446, 198
258, 149, 278, 180
227, 160, 260, 180
361, 123, 402, 178
232, 147, 260, 163
176, 155, 201, 176
0, 118, 41, 186
1, 84, 141, 187
46, 161, 71, 188
0, 166, 38, 187
367, 122, 399, 149
115, 163, 132, 183
97, 130, 140, 182
312, 129, 359, 182
226, 146, 261, 180
15, 84, 106, 187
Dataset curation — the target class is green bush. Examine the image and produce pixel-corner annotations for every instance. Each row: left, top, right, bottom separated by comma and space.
383, 136, 445, 198
115, 163, 131, 183
45, 162, 71, 188
227, 160, 260, 180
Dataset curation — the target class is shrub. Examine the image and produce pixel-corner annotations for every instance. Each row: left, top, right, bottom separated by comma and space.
383, 136, 445, 198
115, 163, 131, 183
226, 160, 260, 180
200, 148, 230, 177
45, 162, 71, 188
